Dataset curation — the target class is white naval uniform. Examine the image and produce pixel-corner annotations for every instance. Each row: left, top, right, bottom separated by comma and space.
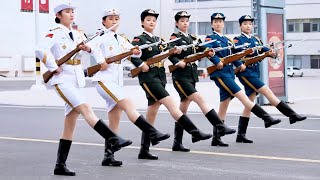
36, 24, 96, 115
92, 28, 138, 112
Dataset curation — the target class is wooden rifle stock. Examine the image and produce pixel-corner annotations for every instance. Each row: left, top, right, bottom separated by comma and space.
168, 49, 213, 72
206, 48, 253, 75
234, 50, 272, 74
131, 47, 177, 78
86, 46, 139, 77
42, 42, 83, 83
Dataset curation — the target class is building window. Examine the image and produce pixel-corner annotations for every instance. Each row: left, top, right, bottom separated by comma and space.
224, 21, 240, 34
312, 23, 319, 32
189, 22, 196, 34
287, 55, 302, 68
287, 19, 320, 33
288, 24, 294, 32
175, 0, 195, 2
198, 22, 212, 35
175, 0, 215, 2
311, 55, 320, 69
303, 23, 311, 32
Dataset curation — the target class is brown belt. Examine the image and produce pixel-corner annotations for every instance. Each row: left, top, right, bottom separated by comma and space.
186, 62, 195, 66
56, 59, 81, 65
149, 62, 164, 68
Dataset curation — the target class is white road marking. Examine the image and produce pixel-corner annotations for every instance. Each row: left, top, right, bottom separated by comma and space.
0, 136, 319, 164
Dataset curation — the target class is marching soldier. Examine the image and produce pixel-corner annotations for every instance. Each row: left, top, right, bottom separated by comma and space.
35, 3, 132, 176
204, 13, 281, 147
233, 15, 307, 143
131, 9, 212, 160
90, 8, 170, 167
168, 11, 236, 152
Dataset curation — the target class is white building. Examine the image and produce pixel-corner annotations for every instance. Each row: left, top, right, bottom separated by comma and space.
0, 0, 319, 77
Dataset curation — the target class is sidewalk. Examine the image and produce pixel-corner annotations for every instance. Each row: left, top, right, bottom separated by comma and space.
0, 79, 319, 116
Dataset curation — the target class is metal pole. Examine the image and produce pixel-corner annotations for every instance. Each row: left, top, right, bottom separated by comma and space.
30, 0, 46, 91
195, 0, 198, 35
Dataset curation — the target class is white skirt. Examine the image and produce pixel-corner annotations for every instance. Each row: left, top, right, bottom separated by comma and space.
95, 81, 125, 112
53, 83, 86, 116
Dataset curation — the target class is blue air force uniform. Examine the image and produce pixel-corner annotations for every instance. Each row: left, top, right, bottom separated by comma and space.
204, 13, 243, 102
234, 15, 270, 96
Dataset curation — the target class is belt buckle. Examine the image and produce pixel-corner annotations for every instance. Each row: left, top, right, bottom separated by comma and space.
149, 64, 155, 68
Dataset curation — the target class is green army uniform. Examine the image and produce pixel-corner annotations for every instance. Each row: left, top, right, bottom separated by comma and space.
169, 32, 206, 101
131, 32, 170, 106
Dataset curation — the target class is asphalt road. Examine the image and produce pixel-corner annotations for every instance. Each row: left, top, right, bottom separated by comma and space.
0, 106, 319, 179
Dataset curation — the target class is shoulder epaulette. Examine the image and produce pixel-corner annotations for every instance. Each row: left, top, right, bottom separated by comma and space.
253, 36, 263, 44
49, 27, 61, 31
226, 36, 233, 42
190, 34, 197, 40
119, 34, 130, 42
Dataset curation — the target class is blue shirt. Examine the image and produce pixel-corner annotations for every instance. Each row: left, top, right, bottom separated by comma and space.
205, 31, 242, 78
233, 33, 270, 77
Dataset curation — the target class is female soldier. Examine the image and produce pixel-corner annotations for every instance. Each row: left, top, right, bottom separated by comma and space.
131, 9, 213, 160
168, 11, 236, 152
35, 3, 131, 176
233, 15, 307, 143
91, 8, 170, 166
204, 13, 281, 147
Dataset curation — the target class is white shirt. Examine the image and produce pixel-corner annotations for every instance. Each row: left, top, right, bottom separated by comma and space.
35, 24, 92, 87
242, 32, 252, 39
91, 27, 136, 85
214, 31, 223, 37
143, 31, 154, 38
180, 31, 189, 37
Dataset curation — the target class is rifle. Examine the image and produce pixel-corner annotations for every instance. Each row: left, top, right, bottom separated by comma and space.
85, 40, 170, 77
206, 44, 253, 75
129, 38, 181, 78
42, 23, 119, 83
234, 40, 300, 74
167, 40, 216, 72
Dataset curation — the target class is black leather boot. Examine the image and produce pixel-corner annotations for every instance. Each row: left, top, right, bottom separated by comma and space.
101, 140, 123, 166
94, 119, 132, 152
54, 139, 76, 176
172, 122, 190, 152
236, 116, 253, 143
134, 115, 170, 146
211, 121, 229, 147
276, 101, 307, 124
138, 133, 158, 160
205, 109, 236, 137
177, 115, 212, 143
251, 104, 281, 128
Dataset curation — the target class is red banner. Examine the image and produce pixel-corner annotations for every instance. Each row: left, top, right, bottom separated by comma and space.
21, 0, 33, 12
39, 0, 49, 13
267, 13, 285, 97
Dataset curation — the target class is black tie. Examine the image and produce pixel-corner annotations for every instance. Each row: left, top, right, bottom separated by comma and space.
69, 32, 74, 41
114, 34, 118, 41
